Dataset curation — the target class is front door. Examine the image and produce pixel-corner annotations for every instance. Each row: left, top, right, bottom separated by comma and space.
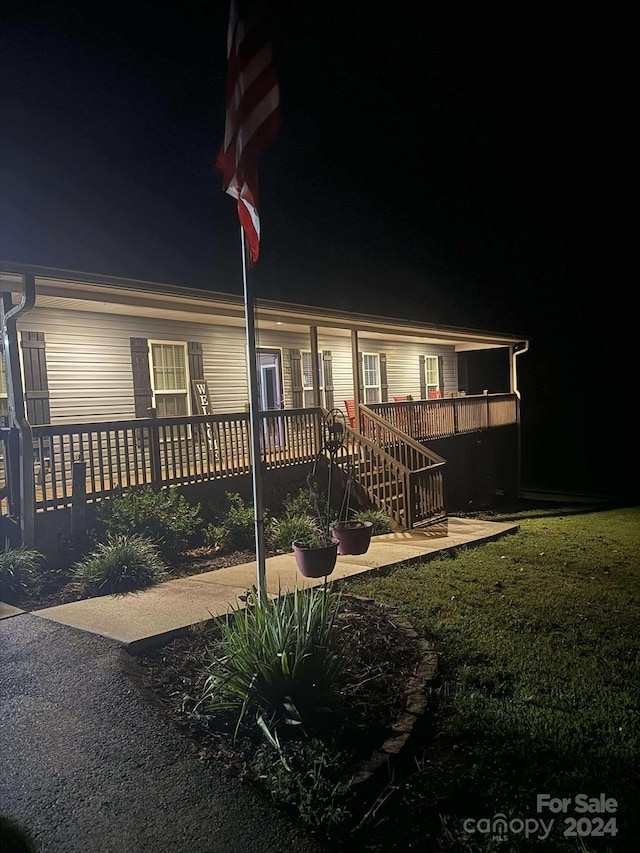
257, 349, 283, 446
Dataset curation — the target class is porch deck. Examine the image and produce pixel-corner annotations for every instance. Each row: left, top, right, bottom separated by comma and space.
1, 394, 518, 532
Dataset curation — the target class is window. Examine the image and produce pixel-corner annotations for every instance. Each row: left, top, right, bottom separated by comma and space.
362, 353, 380, 404
149, 341, 189, 417
302, 351, 323, 407
424, 355, 439, 393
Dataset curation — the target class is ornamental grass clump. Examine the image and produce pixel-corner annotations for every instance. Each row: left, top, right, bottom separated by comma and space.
73, 534, 167, 595
352, 508, 394, 535
199, 584, 344, 743
0, 543, 45, 603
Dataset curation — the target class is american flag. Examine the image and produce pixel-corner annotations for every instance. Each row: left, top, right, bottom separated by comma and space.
217, 0, 280, 265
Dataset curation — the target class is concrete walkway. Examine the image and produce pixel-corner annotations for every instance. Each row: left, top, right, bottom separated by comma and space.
9, 517, 519, 651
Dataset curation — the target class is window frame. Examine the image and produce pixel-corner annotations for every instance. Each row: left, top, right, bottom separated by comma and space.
362, 352, 381, 404
424, 355, 439, 393
301, 350, 324, 408
147, 339, 191, 418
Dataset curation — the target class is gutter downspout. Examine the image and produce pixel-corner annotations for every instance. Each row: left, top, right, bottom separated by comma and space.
2, 274, 36, 546
510, 341, 530, 497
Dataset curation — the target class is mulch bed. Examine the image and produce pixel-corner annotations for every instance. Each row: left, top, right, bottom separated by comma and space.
127, 592, 426, 832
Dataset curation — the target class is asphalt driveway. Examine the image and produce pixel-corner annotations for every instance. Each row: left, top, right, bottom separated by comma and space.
0, 614, 323, 853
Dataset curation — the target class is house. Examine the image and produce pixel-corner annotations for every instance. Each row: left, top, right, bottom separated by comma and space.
0, 262, 529, 553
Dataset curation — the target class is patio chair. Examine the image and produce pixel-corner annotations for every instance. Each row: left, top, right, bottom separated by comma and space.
344, 399, 356, 429
428, 389, 443, 399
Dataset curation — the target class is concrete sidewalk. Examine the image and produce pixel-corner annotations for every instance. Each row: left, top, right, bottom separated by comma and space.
14, 516, 519, 651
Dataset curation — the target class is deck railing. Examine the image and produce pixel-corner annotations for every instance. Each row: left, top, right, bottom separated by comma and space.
24, 408, 323, 511
346, 407, 446, 528
368, 393, 518, 442
0, 396, 514, 521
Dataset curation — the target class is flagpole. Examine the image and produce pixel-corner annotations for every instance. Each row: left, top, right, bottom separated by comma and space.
241, 229, 268, 603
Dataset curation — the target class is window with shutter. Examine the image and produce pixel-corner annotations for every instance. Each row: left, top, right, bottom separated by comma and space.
148, 341, 190, 417
420, 354, 440, 397
301, 350, 323, 407
362, 353, 381, 404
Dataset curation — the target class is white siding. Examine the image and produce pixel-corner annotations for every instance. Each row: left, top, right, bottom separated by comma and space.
18, 306, 458, 424
20, 307, 250, 424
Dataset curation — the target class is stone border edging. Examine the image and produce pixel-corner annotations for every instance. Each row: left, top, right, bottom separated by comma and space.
339, 594, 438, 786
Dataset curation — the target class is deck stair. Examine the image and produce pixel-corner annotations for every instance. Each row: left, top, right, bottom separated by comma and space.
335, 403, 447, 530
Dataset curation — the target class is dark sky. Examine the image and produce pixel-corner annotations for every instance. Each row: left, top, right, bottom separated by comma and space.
0, 1, 635, 498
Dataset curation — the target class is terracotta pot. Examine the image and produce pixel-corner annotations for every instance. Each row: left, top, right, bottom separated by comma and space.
330, 521, 373, 556
292, 538, 338, 578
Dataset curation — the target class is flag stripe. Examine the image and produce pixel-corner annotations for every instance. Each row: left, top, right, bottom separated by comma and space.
217, 0, 279, 264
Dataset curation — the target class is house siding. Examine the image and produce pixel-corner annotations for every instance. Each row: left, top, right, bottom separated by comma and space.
18, 307, 458, 424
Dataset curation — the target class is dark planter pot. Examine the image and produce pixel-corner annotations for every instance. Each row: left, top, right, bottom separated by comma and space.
292, 538, 338, 578
330, 521, 373, 556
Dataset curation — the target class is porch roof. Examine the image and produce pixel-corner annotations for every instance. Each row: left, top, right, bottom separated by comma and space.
0, 261, 529, 352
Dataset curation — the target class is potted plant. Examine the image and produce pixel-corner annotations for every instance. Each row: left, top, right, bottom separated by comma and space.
329, 465, 373, 556
291, 454, 339, 578
292, 529, 339, 578
330, 518, 373, 556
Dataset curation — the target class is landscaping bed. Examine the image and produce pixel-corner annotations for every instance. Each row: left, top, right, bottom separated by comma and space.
131, 591, 429, 844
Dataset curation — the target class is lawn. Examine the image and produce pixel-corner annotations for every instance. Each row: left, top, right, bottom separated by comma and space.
337, 504, 639, 851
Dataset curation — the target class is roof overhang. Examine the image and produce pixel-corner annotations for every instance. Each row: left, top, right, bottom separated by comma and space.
0, 262, 529, 352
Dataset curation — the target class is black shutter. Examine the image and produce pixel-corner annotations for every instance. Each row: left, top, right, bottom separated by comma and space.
130, 338, 152, 417
322, 350, 334, 410
419, 355, 426, 399
289, 349, 303, 408
21, 332, 50, 424
438, 355, 445, 394
379, 352, 388, 402
188, 341, 204, 411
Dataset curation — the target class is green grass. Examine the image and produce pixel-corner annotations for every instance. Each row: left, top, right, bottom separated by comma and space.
341, 505, 640, 852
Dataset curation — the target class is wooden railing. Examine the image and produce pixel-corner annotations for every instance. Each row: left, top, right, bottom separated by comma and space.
24, 408, 324, 511
345, 407, 446, 528
368, 393, 518, 442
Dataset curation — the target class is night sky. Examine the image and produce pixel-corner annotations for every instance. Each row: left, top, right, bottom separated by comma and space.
1, 1, 634, 499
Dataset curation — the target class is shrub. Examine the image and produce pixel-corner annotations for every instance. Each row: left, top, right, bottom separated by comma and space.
73, 534, 167, 595
97, 487, 201, 561
199, 584, 344, 741
0, 543, 45, 603
270, 513, 317, 553
352, 508, 394, 535
204, 492, 259, 553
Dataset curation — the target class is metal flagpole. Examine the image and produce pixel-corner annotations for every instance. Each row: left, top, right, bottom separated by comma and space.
240, 230, 268, 602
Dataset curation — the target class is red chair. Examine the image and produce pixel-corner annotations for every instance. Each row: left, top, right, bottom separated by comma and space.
428, 389, 443, 400
344, 399, 356, 429
393, 395, 412, 433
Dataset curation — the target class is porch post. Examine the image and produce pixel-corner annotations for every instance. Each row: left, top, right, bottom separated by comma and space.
351, 328, 360, 408
309, 325, 321, 408
1, 282, 36, 547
